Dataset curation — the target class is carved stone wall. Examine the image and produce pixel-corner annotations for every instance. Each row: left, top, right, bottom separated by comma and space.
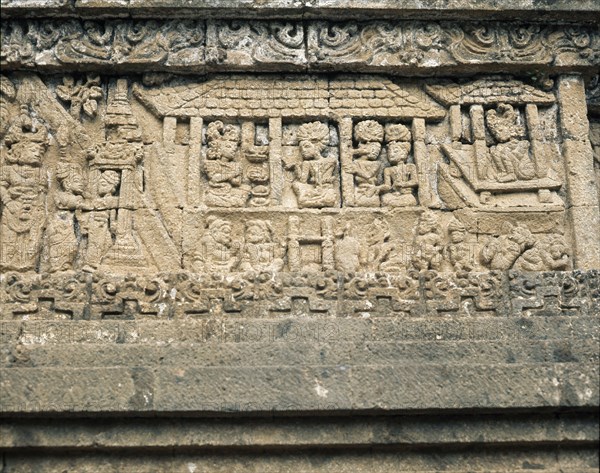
1, 2, 599, 472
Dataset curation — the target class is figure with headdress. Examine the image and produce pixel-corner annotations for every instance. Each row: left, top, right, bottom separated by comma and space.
239, 219, 285, 272
46, 162, 89, 272
411, 211, 443, 271
0, 105, 48, 271
289, 121, 338, 208
486, 104, 535, 183
194, 216, 240, 273
344, 120, 384, 207
81, 170, 120, 272
443, 217, 474, 272
204, 121, 250, 207
381, 124, 418, 207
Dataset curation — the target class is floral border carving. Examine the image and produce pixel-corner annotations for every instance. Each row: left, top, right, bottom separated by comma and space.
1, 19, 599, 71
1, 270, 597, 319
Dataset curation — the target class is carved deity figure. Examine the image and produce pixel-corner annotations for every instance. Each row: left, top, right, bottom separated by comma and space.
361, 218, 394, 271
443, 217, 474, 272
81, 170, 120, 272
345, 120, 384, 206
239, 219, 285, 272
513, 234, 570, 271
480, 222, 535, 270
290, 122, 338, 208
381, 124, 418, 207
47, 162, 89, 272
204, 121, 250, 207
486, 104, 536, 183
194, 216, 239, 272
411, 211, 443, 271
0, 105, 48, 271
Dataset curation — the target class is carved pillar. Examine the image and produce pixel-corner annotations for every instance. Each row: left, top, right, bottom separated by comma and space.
469, 105, 487, 181
525, 104, 545, 178
339, 117, 354, 206
269, 117, 283, 205
449, 104, 462, 142
558, 75, 600, 269
163, 117, 177, 153
287, 216, 301, 272
412, 118, 432, 207
188, 117, 202, 207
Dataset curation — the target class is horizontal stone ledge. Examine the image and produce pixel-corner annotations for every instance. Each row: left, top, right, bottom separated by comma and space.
2, 339, 597, 369
1, 19, 599, 73
1, 363, 598, 415
1, 412, 597, 450
1, 0, 600, 21
2, 448, 599, 473
1, 317, 598, 345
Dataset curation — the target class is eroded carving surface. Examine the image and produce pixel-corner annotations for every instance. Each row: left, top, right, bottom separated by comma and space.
2, 20, 599, 71
0, 73, 584, 278
1, 269, 597, 319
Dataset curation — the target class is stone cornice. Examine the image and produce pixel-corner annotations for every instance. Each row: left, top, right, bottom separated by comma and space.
1, 0, 600, 22
2, 19, 599, 73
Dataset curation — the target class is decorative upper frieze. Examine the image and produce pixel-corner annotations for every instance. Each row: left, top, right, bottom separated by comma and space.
1, 19, 599, 72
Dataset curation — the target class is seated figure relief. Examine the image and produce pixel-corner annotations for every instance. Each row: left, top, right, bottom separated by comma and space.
443, 217, 475, 272
485, 104, 535, 183
481, 222, 570, 271
193, 216, 240, 273
345, 121, 419, 207
345, 120, 384, 207
411, 211, 443, 271
381, 124, 418, 207
240, 219, 285, 273
204, 121, 250, 207
288, 121, 339, 208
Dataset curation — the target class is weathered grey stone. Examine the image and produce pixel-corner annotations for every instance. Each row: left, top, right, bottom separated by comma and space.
2, 448, 599, 472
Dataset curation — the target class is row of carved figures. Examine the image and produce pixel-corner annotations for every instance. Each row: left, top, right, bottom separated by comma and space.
181, 105, 560, 209
200, 119, 419, 209
0, 104, 570, 274
188, 212, 570, 274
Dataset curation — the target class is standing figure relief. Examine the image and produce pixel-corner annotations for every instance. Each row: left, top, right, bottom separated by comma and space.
0, 105, 48, 272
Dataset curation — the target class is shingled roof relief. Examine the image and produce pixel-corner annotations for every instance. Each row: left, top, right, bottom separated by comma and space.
425, 79, 556, 106
133, 76, 446, 119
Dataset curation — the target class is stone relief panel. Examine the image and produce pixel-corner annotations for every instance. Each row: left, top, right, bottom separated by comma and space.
0, 73, 582, 277
426, 79, 564, 208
